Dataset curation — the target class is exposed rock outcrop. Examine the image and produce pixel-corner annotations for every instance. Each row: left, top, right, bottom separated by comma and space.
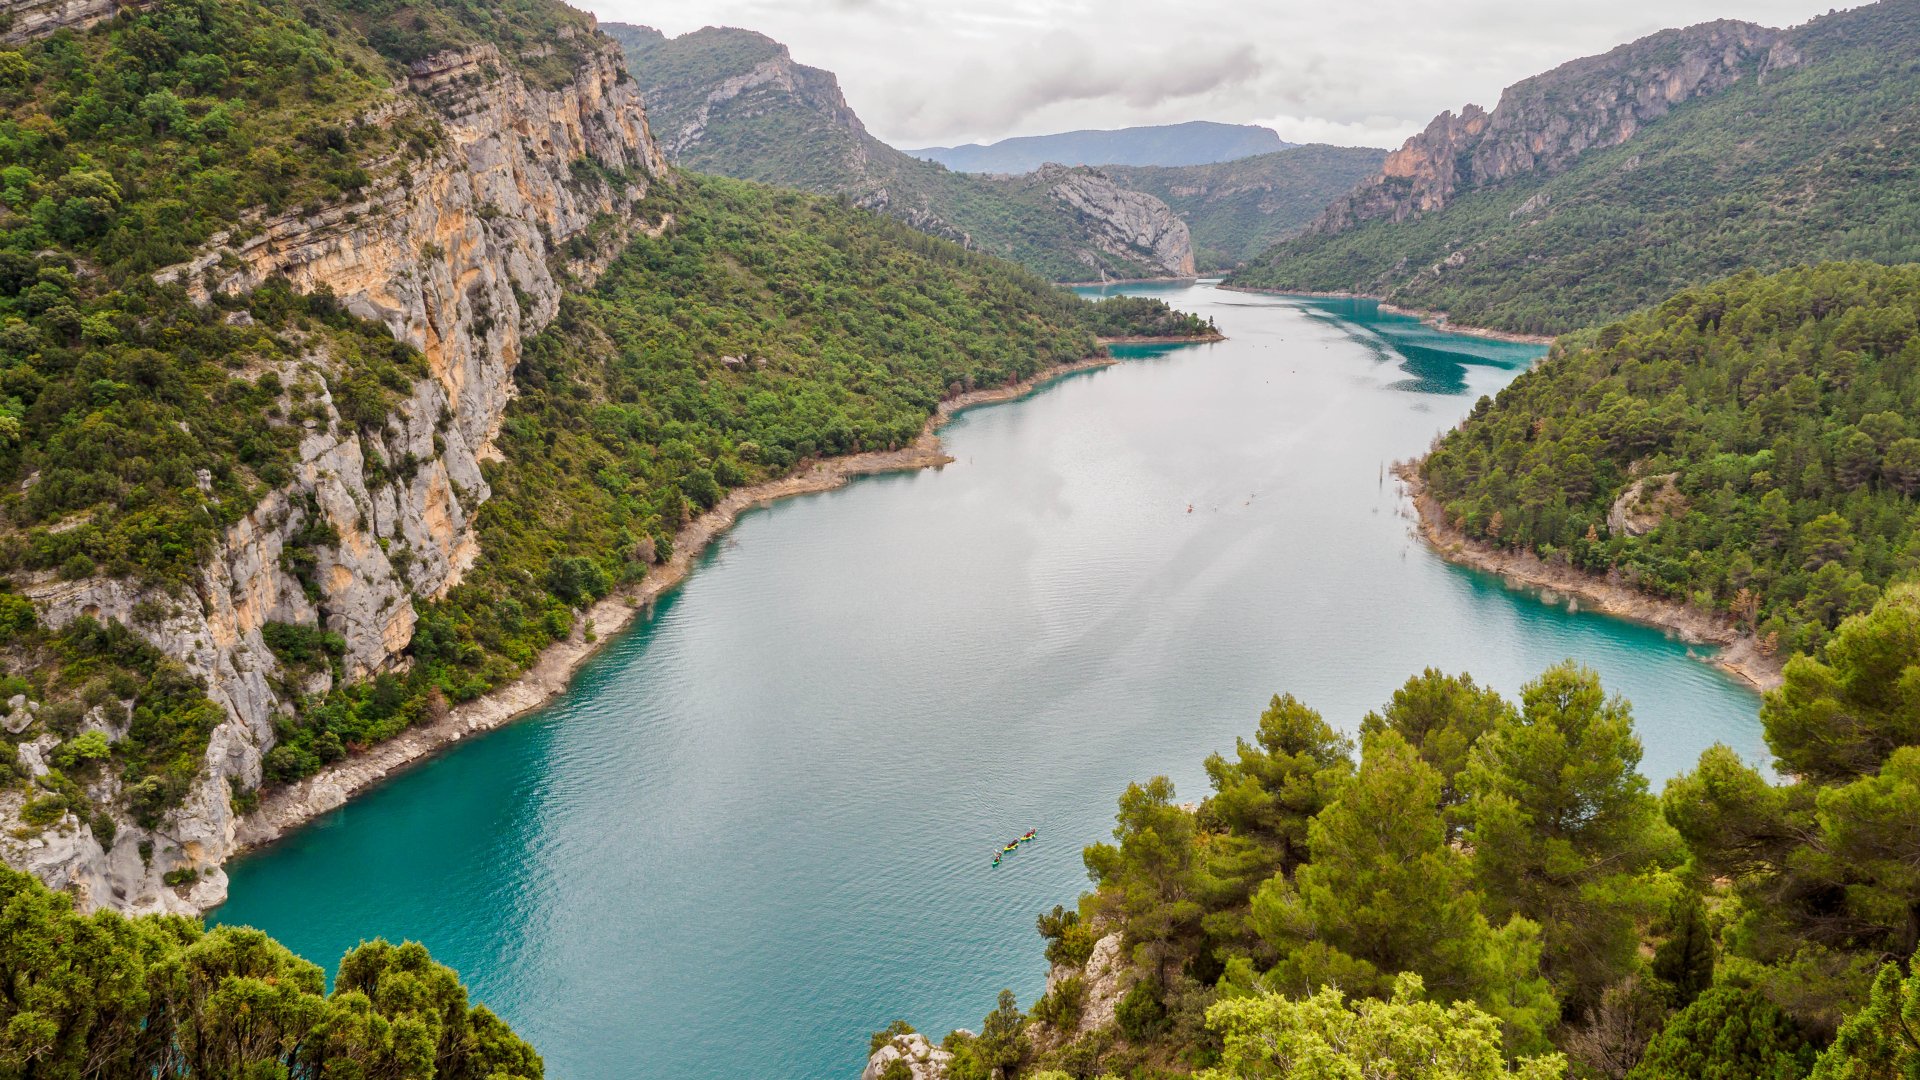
1608, 473, 1685, 538
862, 1034, 952, 1080
1028, 931, 1131, 1051
1311, 21, 1798, 235
1038, 164, 1197, 279
2, 30, 666, 915
0, 0, 141, 43
642, 34, 868, 169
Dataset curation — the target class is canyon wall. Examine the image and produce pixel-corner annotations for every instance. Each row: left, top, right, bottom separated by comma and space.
1310, 21, 1799, 234
1037, 164, 1197, 279
0, 30, 668, 914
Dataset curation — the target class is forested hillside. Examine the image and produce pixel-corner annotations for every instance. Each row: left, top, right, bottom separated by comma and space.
1423, 263, 1920, 659
1103, 146, 1388, 271
607, 24, 1197, 283
897, 584, 1920, 1079
1230, 0, 1920, 334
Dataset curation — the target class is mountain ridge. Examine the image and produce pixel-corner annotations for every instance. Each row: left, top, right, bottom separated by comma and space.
607, 23, 1197, 281
1228, 0, 1920, 334
912, 120, 1293, 173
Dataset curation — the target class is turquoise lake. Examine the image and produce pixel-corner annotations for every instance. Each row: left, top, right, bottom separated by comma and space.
214, 283, 1766, 1079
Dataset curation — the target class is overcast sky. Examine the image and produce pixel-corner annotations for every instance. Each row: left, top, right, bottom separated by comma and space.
576, 0, 1854, 150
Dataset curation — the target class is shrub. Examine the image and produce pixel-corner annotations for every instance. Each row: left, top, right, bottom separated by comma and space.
1117, 981, 1168, 1042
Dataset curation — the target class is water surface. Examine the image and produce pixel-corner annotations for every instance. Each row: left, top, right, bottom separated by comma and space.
216, 284, 1763, 1080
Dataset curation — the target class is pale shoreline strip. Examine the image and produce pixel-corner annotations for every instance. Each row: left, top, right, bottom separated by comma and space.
1396, 465, 1784, 693
224, 352, 1128, 883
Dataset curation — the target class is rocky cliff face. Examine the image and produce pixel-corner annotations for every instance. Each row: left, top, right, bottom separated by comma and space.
0, 0, 139, 44
1311, 21, 1799, 234
1, 30, 666, 915
640, 32, 869, 168
1038, 165, 1197, 279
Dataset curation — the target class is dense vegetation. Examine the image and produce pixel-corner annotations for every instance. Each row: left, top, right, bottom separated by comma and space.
1229, 0, 1920, 334
1103, 146, 1387, 272
606, 24, 1191, 283
0, 0, 447, 588
0, 0, 498, 826
259, 174, 1161, 782
1423, 263, 1920, 658
1083, 296, 1215, 340
0, 866, 541, 1078
913, 585, 1920, 1079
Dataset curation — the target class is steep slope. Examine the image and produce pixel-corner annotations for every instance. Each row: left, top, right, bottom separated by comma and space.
0, 0, 667, 914
1104, 145, 1388, 271
606, 23, 1196, 282
912, 121, 1292, 173
1230, 1, 1920, 334
1421, 262, 1920, 659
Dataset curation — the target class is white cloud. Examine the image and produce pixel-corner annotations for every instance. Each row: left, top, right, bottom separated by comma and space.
576, 0, 1858, 149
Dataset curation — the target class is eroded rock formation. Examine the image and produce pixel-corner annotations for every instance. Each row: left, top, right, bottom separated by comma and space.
1038, 165, 1196, 279
1, 31, 667, 914
1311, 21, 1799, 235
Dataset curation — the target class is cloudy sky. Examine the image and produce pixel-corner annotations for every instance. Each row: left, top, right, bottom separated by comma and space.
577, 0, 1851, 150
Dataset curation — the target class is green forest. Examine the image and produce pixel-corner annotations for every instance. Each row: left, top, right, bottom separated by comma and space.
914, 584, 1920, 1079
0, 866, 543, 1078
1227, 0, 1920, 335
0, 0, 504, 826
1083, 296, 1215, 339
1423, 263, 1920, 658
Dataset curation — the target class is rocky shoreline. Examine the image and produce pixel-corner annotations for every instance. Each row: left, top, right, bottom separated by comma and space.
1397, 466, 1783, 693
1218, 285, 1557, 345
223, 354, 1120, 893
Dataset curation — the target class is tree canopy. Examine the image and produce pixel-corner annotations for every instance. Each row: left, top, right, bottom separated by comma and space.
0, 866, 539, 1078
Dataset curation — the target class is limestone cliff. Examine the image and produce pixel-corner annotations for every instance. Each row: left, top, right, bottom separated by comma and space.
1, 29, 666, 914
0, 0, 140, 44
1036, 164, 1197, 280
1310, 21, 1799, 235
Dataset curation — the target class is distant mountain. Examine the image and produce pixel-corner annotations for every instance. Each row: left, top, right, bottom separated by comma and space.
912, 121, 1293, 173
606, 24, 1195, 281
1229, 1, 1920, 334
1102, 145, 1388, 272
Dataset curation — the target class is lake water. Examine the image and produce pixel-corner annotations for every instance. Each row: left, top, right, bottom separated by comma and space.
214, 283, 1765, 1080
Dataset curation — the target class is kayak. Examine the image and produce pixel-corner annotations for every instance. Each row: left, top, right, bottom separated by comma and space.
990, 829, 1038, 867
